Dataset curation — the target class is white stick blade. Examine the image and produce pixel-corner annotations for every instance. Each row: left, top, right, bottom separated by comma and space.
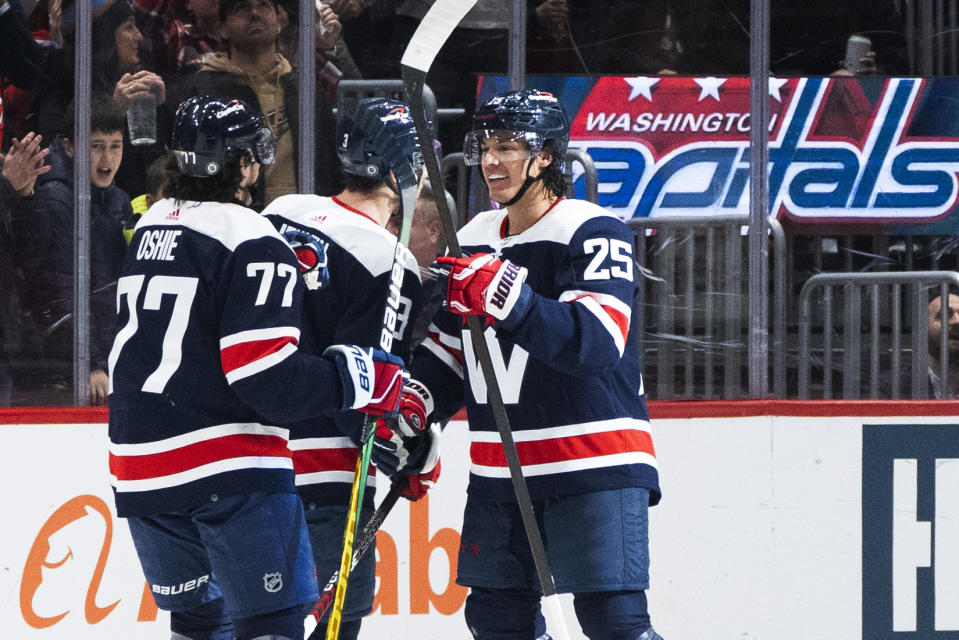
400, 0, 479, 72
542, 594, 573, 640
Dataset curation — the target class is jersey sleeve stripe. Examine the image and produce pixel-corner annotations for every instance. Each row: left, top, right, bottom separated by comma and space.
111, 456, 294, 492
560, 289, 632, 319
109, 423, 289, 455
220, 326, 301, 349
428, 322, 462, 351
110, 433, 290, 481
559, 291, 630, 356
223, 342, 299, 384
422, 335, 464, 378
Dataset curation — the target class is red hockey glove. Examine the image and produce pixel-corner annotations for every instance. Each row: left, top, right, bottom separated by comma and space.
372, 422, 440, 478
402, 458, 442, 501
434, 254, 531, 325
324, 344, 407, 415
393, 378, 434, 436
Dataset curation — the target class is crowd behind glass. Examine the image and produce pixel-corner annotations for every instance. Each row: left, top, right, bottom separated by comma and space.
1, 0, 952, 406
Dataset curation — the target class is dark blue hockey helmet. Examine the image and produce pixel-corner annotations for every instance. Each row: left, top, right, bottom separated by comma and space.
464, 89, 570, 166
172, 96, 276, 177
336, 97, 423, 191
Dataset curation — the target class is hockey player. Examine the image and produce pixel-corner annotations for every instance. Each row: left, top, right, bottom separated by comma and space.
260, 97, 440, 640
107, 96, 407, 640
407, 89, 664, 640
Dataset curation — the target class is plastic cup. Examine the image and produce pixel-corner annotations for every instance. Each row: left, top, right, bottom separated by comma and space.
127, 94, 157, 146
844, 34, 872, 75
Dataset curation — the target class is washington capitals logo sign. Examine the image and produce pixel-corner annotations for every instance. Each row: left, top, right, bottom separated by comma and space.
548, 76, 959, 227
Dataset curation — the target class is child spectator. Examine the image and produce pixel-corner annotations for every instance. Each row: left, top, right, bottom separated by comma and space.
125, 152, 174, 242
34, 96, 130, 405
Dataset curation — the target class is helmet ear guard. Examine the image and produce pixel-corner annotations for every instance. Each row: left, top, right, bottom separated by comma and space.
172, 96, 276, 177
336, 97, 425, 192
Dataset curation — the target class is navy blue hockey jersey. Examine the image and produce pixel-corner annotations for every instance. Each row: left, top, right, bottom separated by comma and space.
262, 194, 423, 508
412, 198, 661, 504
108, 198, 354, 517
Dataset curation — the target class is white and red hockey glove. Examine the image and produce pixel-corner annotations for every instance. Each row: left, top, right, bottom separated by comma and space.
373, 421, 441, 480
393, 378, 434, 436
371, 379, 436, 472
323, 344, 407, 415
401, 458, 441, 501
434, 254, 532, 327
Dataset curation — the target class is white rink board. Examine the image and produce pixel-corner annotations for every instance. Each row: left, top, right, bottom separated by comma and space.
2, 411, 958, 639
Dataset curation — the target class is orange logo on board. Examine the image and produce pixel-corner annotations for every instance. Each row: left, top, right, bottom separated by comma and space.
19, 495, 120, 628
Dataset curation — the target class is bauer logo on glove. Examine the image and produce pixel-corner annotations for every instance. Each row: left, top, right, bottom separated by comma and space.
323, 344, 408, 415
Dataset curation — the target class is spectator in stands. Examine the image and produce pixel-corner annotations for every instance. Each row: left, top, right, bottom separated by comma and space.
35, 97, 130, 405
171, 0, 342, 207
387, 179, 446, 346
391, 0, 509, 108
134, 0, 222, 79
0, 131, 50, 212
325, 0, 398, 78
927, 292, 959, 399
274, 0, 348, 103
869, 292, 959, 400
530, 0, 908, 76
125, 152, 175, 242
0, 0, 170, 198
0, 0, 61, 150
0, 130, 52, 404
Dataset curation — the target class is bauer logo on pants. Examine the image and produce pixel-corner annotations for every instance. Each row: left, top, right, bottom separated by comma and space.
862, 424, 959, 638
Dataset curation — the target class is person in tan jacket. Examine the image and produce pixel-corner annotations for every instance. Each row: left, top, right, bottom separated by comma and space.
170, 0, 342, 209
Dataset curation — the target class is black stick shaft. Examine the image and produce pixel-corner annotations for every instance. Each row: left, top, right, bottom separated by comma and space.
402, 66, 558, 599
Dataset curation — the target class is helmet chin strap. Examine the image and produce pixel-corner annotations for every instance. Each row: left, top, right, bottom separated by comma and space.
491, 157, 542, 207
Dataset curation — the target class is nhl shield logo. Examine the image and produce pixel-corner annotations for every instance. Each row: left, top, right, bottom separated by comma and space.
263, 572, 283, 593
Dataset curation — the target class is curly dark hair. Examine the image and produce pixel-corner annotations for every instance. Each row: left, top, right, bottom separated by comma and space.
538, 141, 568, 199
165, 151, 247, 203
342, 172, 386, 195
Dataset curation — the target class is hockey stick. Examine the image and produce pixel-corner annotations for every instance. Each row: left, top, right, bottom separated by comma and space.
310, 477, 405, 623
326, 170, 420, 640
401, 3, 572, 638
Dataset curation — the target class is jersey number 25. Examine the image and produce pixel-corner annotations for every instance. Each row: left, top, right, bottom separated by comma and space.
583, 238, 633, 281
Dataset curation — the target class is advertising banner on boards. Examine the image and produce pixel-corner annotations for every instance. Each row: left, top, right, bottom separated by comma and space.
5, 406, 959, 639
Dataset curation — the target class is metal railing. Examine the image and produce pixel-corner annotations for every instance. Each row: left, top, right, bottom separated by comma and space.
797, 270, 959, 399
334, 79, 465, 141
906, 0, 959, 75
628, 215, 787, 400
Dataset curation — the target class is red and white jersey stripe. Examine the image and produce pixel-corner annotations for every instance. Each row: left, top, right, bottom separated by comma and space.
469, 418, 655, 478
109, 423, 293, 493
220, 326, 300, 383
289, 436, 376, 488
412, 197, 660, 503
558, 290, 632, 357
421, 323, 464, 379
